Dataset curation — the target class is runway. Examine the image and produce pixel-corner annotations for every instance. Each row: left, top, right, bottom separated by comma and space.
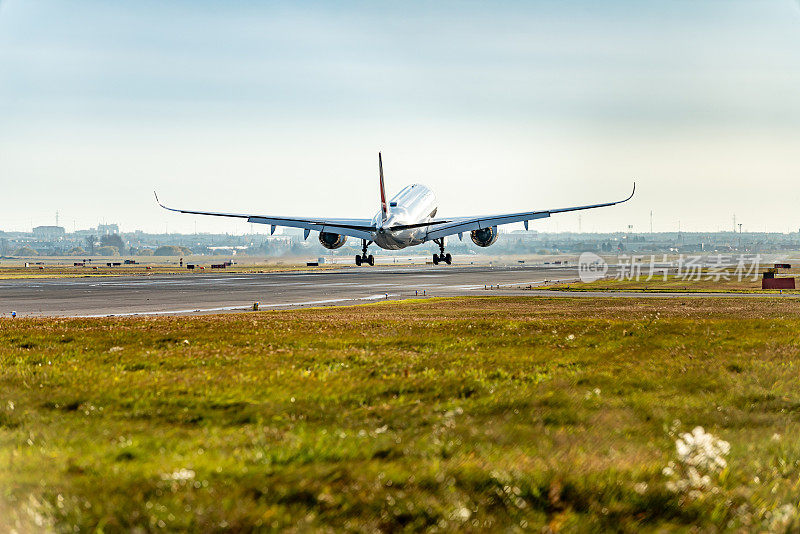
0, 265, 581, 317
3, 264, 797, 318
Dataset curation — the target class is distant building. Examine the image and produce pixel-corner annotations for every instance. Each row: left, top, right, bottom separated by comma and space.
98, 223, 120, 235
32, 225, 65, 241
508, 230, 540, 240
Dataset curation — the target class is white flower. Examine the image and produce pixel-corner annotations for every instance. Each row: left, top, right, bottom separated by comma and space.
766, 504, 797, 531
584, 388, 601, 399
444, 407, 463, 418
673, 427, 729, 474
663, 426, 729, 500
161, 468, 195, 481
452, 507, 471, 521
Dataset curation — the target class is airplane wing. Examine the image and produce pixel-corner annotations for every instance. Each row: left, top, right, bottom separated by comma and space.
154, 193, 375, 241
423, 183, 635, 241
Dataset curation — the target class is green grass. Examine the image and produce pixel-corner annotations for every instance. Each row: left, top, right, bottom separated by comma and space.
2, 297, 800, 532
547, 273, 800, 293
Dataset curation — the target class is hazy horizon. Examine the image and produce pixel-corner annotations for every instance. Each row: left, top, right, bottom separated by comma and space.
2, 1, 799, 235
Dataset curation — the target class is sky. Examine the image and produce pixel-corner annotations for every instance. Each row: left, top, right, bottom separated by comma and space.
1, 0, 799, 235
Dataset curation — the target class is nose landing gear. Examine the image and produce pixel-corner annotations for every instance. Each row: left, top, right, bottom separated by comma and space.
355, 240, 375, 266
432, 238, 451, 265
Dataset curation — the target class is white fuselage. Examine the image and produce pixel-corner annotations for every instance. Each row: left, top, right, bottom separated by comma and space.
370, 184, 437, 250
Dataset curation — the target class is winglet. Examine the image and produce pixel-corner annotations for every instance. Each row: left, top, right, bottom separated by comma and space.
154, 191, 177, 212
378, 152, 388, 223
154, 190, 169, 210
624, 182, 636, 203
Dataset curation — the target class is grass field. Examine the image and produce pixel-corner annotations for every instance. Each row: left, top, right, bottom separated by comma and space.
0, 262, 343, 280
547, 273, 800, 293
2, 297, 800, 532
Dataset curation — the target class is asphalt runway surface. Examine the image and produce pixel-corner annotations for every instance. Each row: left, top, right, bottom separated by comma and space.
0, 265, 581, 317
3, 264, 798, 318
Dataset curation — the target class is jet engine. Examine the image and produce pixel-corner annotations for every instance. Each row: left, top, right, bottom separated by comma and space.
470, 226, 499, 247
318, 232, 347, 249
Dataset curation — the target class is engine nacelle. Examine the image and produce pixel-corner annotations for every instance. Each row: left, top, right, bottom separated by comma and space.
470, 226, 499, 247
318, 232, 347, 249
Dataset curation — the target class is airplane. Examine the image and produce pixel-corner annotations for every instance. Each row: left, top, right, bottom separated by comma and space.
155, 153, 635, 266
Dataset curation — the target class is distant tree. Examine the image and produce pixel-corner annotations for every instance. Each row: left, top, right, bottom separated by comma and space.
259, 241, 273, 256
95, 246, 120, 256
85, 235, 96, 255
138, 249, 155, 257
68, 247, 85, 256
284, 242, 307, 257
14, 246, 38, 256
154, 245, 184, 256
101, 234, 124, 254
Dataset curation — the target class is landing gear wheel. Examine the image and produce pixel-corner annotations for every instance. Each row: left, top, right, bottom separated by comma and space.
432, 238, 449, 266
358, 239, 375, 266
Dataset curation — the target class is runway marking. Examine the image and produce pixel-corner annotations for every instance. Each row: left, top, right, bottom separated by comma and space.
268, 294, 396, 307
79, 305, 249, 317
443, 284, 498, 290
71, 294, 396, 318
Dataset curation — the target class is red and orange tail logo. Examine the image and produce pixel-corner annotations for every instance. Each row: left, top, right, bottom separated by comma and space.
379, 152, 388, 222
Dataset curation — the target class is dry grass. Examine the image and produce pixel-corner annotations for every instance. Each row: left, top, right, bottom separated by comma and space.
0, 263, 343, 280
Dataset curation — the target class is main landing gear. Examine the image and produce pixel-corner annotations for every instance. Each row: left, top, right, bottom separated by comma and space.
355, 240, 374, 266
432, 238, 451, 265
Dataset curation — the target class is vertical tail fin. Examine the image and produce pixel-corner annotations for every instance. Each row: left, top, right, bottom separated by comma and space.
379, 152, 388, 223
